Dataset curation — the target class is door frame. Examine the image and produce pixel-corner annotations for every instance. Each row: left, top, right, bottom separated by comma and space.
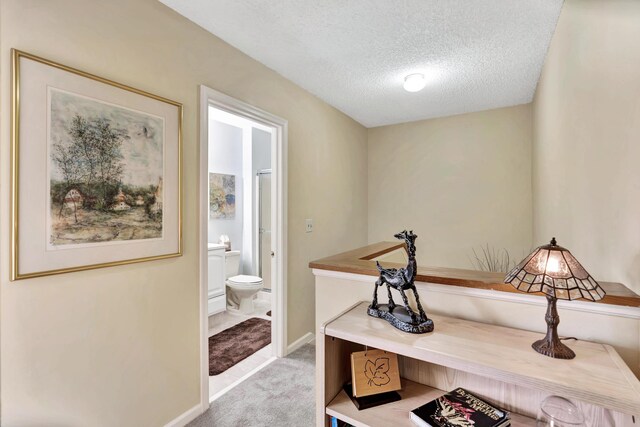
198, 85, 288, 409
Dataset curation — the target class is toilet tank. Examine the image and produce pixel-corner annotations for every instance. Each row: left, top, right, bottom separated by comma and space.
224, 250, 241, 278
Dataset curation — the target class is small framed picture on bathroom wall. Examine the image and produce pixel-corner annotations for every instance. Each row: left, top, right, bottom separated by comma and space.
209, 173, 236, 219
10, 49, 182, 280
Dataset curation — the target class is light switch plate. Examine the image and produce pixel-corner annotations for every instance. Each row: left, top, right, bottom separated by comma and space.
305, 218, 313, 233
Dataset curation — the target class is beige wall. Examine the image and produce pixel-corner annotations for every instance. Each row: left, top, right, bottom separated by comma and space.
0, 0, 368, 425
368, 105, 533, 270
533, 0, 640, 293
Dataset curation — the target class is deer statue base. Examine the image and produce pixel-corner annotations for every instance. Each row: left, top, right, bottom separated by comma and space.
368, 230, 434, 334
367, 304, 434, 334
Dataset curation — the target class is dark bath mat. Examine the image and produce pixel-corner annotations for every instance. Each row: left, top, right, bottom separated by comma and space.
209, 317, 271, 376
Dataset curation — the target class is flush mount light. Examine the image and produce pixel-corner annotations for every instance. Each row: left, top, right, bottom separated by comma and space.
403, 73, 426, 92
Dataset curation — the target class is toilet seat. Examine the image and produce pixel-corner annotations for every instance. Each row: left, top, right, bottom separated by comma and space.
227, 274, 263, 287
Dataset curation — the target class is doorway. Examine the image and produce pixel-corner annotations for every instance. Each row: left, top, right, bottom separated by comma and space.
199, 86, 288, 407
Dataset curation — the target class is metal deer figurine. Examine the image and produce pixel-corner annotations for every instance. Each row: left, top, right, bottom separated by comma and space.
368, 230, 434, 333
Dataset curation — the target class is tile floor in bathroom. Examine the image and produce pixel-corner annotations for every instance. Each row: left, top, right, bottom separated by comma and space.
208, 295, 273, 399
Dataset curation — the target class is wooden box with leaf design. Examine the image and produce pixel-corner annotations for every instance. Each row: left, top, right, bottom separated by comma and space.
350, 349, 401, 397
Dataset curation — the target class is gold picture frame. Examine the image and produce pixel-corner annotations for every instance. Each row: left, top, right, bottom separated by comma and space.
11, 49, 182, 280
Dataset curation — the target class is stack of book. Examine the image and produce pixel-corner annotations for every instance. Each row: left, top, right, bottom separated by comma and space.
410, 388, 511, 427
330, 416, 355, 427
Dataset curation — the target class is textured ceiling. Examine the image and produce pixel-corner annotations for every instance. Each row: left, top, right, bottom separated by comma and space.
160, 0, 563, 127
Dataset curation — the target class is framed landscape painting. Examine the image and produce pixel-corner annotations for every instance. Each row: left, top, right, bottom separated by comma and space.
11, 50, 182, 280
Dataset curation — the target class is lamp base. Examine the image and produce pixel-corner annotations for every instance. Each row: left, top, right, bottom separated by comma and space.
532, 295, 576, 360
532, 337, 575, 360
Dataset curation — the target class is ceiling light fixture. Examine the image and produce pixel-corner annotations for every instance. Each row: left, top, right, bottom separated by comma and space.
403, 73, 426, 92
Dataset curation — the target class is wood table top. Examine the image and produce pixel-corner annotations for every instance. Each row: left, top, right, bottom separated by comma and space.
310, 242, 640, 308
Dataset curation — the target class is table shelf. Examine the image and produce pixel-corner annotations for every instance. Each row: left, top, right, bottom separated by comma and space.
326, 378, 536, 427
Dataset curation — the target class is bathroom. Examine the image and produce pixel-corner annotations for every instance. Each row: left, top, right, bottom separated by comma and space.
206, 106, 275, 398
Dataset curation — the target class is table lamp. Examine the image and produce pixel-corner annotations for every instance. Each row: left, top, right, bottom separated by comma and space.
504, 238, 605, 359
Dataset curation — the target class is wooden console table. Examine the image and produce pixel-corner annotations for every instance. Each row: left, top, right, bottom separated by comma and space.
317, 302, 640, 427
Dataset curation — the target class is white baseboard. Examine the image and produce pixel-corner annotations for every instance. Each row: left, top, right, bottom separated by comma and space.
287, 332, 315, 355
164, 403, 203, 427
257, 290, 272, 301
208, 295, 226, 316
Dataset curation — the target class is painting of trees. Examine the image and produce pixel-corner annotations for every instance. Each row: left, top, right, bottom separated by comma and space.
13, 51, 181, 279
49, 88, 164, 246
52, 114, 128, 215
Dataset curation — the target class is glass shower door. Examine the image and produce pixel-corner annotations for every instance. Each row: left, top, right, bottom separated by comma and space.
258, 171, 271, 291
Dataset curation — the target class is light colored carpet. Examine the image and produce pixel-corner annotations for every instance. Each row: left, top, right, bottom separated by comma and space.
188, 344, 316, 427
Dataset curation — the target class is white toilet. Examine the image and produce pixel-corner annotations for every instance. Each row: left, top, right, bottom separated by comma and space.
225, 250, 263, 314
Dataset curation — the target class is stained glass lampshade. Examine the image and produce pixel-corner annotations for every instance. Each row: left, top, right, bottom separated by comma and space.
504, 238, 606, 359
